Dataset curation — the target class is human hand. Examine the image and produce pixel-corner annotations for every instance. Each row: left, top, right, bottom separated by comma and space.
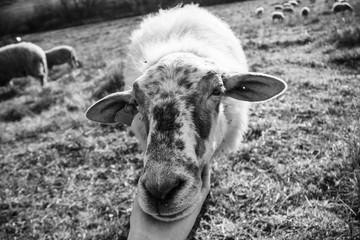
128, 164, 211, 240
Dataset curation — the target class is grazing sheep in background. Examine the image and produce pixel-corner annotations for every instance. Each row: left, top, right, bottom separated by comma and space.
289, 0, 299, 7
86, 4, 287, 222
272, 11, 286, 21
301, 6, 311, 18
45, 45, 82, 70
283, 2, 292, 8
283, 5, 295, 13
332, 2, 354, 13
255, 7, 265, 17
0, 42, 47, 87
274, 4, 284, 11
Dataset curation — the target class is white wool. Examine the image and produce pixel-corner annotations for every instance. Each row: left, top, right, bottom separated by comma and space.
301, 6, 310, 16
129, 5, 247, 74
0, 41, 47, 87
272, 11, 285, 20
128, 4, 250, 156
255, 7, 265, 16
45, 45, 79, 69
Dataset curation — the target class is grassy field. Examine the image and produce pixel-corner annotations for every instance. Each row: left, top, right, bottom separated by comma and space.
1, 0, 359, 239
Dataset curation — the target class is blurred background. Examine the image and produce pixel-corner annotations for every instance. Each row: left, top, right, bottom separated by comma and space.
0, 0, 247, 37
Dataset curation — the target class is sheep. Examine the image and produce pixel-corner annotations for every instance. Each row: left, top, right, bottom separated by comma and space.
301, 6, 311, 18
272, 11, 286, 22
255, 7, 265, 17
274, 5, 284, 11
289, 0, 299, 7
45, 45, 82, 70
332, 2, 354, 14
283, 5, 295, 13
86, 4, 287, 222
283, 2, 292, 8
0, 42, 47, 87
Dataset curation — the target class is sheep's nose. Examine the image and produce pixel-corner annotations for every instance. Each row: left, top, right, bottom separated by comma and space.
143, 176, 185, 201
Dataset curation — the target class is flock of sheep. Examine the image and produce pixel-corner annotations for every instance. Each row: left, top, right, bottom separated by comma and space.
254, 0, 354, 22
0, 41, 81, 89
0, 0, 355, 91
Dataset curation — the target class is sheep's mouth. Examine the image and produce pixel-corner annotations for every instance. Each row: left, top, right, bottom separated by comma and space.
154, 202, 195, 221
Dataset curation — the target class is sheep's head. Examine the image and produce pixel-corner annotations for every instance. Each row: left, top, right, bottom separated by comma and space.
86, 52, 286, 221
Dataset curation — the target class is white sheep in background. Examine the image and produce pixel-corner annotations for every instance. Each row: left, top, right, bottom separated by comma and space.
0, 42, 47, 87
283, 2, 292, 8
86, 4, 287, 222
274, 5, 284, 11
45, 45, 82, 70
332, 2, 354, 13
289, 0, 299, 7
283, 5, 295, 13
272, 11, 286, 21
255, 7, 265, 17
301, 6, 310, 18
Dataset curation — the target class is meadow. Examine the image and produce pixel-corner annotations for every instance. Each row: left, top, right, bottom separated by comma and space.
0, 0, 359, 239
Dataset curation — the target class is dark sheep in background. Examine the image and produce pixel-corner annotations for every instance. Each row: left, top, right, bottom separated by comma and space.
0, 42, 48, 87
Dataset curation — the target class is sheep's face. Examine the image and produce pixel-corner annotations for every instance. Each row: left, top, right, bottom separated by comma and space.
86, 52, 287, 221
132, 53, 224, 221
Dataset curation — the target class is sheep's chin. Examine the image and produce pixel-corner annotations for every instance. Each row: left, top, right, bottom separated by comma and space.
140, 192, 203, 222
149, 199, 199, 222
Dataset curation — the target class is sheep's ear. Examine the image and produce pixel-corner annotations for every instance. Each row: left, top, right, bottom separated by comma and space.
85, 90, 138, 125
223, 72, 287, 102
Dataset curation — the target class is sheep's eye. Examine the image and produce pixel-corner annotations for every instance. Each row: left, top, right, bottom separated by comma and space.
211, 89, 222, 96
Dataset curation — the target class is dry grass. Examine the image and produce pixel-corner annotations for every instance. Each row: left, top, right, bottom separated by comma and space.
92, 60, 126, 100
0, 0, 359, 239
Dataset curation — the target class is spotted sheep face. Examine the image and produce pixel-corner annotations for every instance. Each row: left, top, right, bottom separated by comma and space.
86, 52, 287, 221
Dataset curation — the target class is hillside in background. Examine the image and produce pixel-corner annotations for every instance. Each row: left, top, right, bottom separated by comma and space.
0, 0, 245, 37
0, 0, 359, 239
